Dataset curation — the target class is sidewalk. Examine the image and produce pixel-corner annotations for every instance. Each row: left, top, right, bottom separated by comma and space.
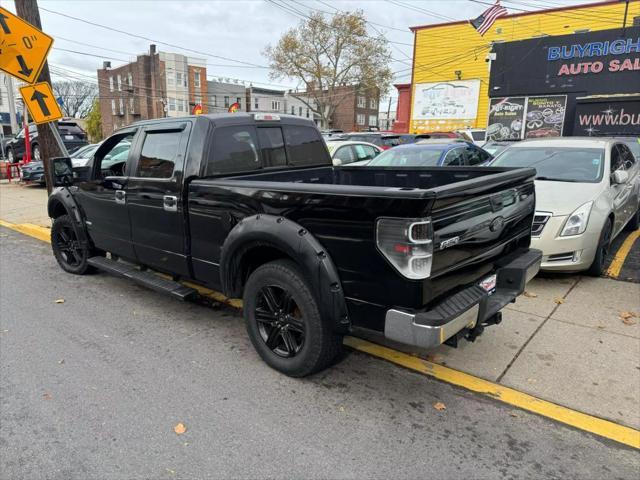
2, 181, 639, 429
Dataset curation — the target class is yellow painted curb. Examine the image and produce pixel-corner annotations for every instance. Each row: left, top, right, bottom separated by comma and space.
3, 217, 639, 449
607, 229, 640, 279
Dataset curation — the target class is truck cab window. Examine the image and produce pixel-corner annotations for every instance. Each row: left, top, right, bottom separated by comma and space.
258, 127, 287, 168
207, 126, 260, 175
443, 148, 465, 166
283, 125, 327, 166
136, 131, 182, 178
95, 132, 135, 177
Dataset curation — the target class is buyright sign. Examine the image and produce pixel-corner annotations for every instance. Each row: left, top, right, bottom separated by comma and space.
573, 98, 640, 136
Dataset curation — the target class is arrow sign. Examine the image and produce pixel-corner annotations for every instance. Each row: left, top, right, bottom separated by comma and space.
0, 6, 54, 84
19, 82, 62, 124
0, 12, 10, 34
16, 55, 33, 77
30, 89, 50, 116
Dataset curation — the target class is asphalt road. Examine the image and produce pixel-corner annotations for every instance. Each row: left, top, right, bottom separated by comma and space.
1, 227, 638, 480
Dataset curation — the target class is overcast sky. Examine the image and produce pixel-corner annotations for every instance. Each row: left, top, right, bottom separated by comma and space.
3, 0, 605, 106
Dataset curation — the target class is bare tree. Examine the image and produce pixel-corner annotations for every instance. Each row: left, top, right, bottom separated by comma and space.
53, 81, 98, 118
264, 11, 393, 128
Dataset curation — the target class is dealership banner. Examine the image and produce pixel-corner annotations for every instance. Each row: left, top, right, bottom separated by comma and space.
574, 99, 640, 136
486, 97, 526, 140
523, 96, 567, 138
411, 79, 480, 132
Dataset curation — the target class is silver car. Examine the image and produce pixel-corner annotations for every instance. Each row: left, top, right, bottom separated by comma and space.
491, 137, 640, 275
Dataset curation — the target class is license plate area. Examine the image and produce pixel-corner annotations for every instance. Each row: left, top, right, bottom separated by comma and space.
479, 274, 497, 294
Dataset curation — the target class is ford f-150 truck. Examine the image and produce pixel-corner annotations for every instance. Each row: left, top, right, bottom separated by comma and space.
47, 114, 541, 377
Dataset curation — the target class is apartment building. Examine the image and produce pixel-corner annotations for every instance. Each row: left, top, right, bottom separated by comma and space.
329, 85, 380, 132
97, 45, 207, 136
208, 79, 246, 113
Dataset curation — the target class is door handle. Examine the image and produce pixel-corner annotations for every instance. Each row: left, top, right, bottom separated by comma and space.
114, 190, 126, 205
163, 195, 178, 212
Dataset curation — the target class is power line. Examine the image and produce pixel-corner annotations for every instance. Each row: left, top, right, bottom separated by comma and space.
386, 0, 457, 22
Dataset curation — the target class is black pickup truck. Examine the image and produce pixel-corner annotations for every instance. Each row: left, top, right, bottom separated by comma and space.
47, 114, 541, 377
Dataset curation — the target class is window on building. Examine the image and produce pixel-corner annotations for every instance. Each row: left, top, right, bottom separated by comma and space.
194, 70, 201, 88
128, 72, 133, 87
205, 126, 260, 175
136, 130, 182, 178
306, 108, 309, 118
176, 72, 183, 86
369, 98, 377, 109
271, 100, 281, 111
236, 97, 242, 107
167, 75, 175, 87
211, 95, 217, 107
356, 113, 365, 126
168, 98, 176, 111
224, 96, 230, 108
283, 125, 325, 166
119, 98, 124, 115
195, 96, 202, 105
254, 97, 259, 109
258, 127, 287, 168
129, 97, 135, 112
368, 115, 377, 127
109, 76, 114, 92
357, 96, 366, 108
291, 106, 295, 115
299, 106, 302, 116
178, 99, 184, 112
111, 99, 116, 115
117, 74, 122, 91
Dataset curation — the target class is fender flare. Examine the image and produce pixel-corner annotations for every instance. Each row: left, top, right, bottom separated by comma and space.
47, 187, 91, 247
220, 214, 350, 333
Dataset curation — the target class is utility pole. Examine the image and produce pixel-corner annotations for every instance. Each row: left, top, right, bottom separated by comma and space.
14, 0, 62, 194
6, 75, 19, 134
386, 96, 392, 131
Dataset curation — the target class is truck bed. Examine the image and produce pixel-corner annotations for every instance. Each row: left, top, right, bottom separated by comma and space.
188, 165, 536, 331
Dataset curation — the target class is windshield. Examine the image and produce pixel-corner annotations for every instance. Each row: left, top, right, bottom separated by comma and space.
381, 136, 400, 147
492, 147, 604, 183
368, 147, 444, 167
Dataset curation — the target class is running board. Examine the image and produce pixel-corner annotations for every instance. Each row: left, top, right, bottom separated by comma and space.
87, 256, 197, 301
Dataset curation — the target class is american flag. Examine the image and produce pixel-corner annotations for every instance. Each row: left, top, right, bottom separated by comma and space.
470, 1, 508, 36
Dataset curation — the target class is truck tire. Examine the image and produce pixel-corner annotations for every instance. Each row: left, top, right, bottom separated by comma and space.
243, 259, 343, 377
51, 214, 94, 275
587, 219, 612, 277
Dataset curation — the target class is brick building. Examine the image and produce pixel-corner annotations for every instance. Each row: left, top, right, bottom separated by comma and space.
97, 45, 207, 137
325, 85, 379, 132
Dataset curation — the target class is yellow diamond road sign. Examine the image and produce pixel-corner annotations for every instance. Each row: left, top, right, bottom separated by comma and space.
20, 82, 63, 124
0, 6, 53, 84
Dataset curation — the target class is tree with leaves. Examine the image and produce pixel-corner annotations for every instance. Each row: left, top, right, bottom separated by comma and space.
265, 11, 393, 128
85, 100, 103, 143
53, 81, 98, 118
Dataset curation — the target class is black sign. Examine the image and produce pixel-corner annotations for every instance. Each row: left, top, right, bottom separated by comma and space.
486, 97, 526, 140
490, 27, 640, 97
573, 98, 640, 136
524, 96, 567, 138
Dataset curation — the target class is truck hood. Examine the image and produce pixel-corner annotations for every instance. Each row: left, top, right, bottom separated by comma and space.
534, 180, 602, 216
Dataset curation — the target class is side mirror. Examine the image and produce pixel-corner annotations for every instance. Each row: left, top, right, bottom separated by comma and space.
49, 157, 74, 186
612, 170, 629, 185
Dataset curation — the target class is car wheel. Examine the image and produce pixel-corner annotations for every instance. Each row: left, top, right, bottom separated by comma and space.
32, 144, 41, 161
243, 259, 343, 377
627, 208, 640, 231
51, 215, 94, 275
587, 219, 612, 277
6, 148, 14, 163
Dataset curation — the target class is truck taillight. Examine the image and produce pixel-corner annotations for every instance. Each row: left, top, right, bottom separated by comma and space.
376, 218, 433, 280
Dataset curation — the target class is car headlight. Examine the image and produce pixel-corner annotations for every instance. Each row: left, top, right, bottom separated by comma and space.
560, 201, 593, 237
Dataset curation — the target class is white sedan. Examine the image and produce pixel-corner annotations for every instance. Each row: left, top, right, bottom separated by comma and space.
325, 140, 382, 166
490, 137, 640, 275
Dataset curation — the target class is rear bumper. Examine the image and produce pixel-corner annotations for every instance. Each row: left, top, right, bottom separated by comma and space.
384, 248, 542, 350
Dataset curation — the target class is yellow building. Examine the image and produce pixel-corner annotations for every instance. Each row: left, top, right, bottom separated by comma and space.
406, 0, 640, 133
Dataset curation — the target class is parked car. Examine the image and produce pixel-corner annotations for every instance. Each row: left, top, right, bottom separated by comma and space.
359, 141, 492, 167
47, 113, 540, 377
20, 159, 46, 184
70, 143, 101, 167
396, 134, 432, 145
615, 136, 640, 162
490, 138, 640, 275
457, 128, 487, 146
421, 131, 465, 139
5, 120, 88, 163
342, 132, 400, 150
483, 141, 515, 157
325, 140, 382, 165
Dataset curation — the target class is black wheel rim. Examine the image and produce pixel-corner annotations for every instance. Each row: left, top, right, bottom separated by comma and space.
53, 224, 83, 267
255, 285, 305, 358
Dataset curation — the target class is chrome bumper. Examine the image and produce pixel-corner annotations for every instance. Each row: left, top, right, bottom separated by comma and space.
384, 248, 542, 350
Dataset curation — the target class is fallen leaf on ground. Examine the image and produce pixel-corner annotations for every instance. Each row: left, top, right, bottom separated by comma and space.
527, 378, 537, 384
338, 406, 345, 412
42, 393, 52, 400
54, 298, 65, 304
433, 402, 446, 411
523, 291, 538, 298
174, 423, 187, 435
622, 317, 637, 326
619, 311, 637, 320
553, 297, 565, 305
510, 412, 519, 417
58, 359, 65, 365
